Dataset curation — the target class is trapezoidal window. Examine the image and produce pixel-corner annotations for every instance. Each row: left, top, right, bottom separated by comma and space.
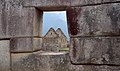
42, 11, 69, 52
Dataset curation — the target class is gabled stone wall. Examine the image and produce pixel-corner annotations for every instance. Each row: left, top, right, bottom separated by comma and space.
56, 28, 68, 48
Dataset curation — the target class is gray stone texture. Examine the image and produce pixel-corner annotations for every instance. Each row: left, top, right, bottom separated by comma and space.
34, 52, 70, 71
0, 0, 120, 38
42, 38, 59, 52
11, 53, 35, 71
70, 65, 120, 71
23, 0, 101, 10
22, 7, 43, 37
11, 52, 70, 71
70, 37, 120, 65
10, 38, 42, 52
0, 0, 42, 38
23, 0, 120, 8
12, 52, 120, 71
67, 3, 120, 36
1, 0, 120, 71
103, 0, 120, 3
0, 0, 10, 38
23, 0, 71, 10
70, 0, 102, 6
0, 40, 10, 71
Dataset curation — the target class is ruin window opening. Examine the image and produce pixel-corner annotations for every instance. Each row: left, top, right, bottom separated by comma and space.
42, 11, 70, 52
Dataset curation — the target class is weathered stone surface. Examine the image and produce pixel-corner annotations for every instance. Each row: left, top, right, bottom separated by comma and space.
0, 40, 10, 71
23, 0, 120, 9
70, 65, 120, 71
0, 0, 120, 38
67, 3, 120, 36
7, 0, 24, 37
1, 0, 120, 71
0, 1, 43, 38
33, 51, 70, 71
22, 7, 43, 37
56, 28, 68, 48
70, 0, 101, 6
70, 37, 85, 64
33, 38, 42, 51
0, 0, 24, 38
103, 0, 120, 3
42, 38, 59, 52
71, 0, 120, 6
23, 0, 71, 10
11, 53, 35, 71
0, 1, 10, 38
11, 51, 120, 71
10, 38, 42, 52
70, 37, 120, 65
11, 52, 70, 71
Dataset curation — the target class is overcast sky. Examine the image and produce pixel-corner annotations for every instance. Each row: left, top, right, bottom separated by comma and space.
42, 11, 69, 40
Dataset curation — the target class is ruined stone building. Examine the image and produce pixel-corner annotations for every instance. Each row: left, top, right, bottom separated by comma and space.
0, 0, 120, 71
42, 28, 68, 52
56, 28, 68, 48
42, 28, 59, 52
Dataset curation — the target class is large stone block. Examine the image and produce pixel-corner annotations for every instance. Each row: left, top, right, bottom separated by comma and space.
0, 1, 43, 38
0, 0, 24, 38
70, 0, 102, 6
103, 0, 120, 3
67, 3, 120, 36
70, 65, 120, 71
11, 53, 35, 71
0, 1, 10, 38
71, 0, 120, 6
21, 7, 43, 37
70, 37, 120, 65
23, 0, 71, 10
10, 38, 42, 52
33, 38, 43, 51
11, 52, 69, 71
33, 51, 70, 71
0, 40, 10, 71
23, 0, 101, 8
23, 0, 120, 9
11, 51, 120, 71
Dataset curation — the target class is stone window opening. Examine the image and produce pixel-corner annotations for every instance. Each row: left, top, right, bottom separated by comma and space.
41, 10, 70, 52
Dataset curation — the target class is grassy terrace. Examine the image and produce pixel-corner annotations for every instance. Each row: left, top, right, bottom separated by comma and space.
59, 47, 69, 51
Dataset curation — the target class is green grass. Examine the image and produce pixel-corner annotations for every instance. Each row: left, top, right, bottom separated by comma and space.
59, 47, 69, 51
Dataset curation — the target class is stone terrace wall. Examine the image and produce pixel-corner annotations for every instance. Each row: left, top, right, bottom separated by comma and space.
0, 0, 120, 71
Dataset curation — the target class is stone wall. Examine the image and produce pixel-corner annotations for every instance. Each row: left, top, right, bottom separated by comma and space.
42, 38, 59, 52
57, 37, 68, 48
56, 28, 68, 48
0, 0, 120, 71
67, 0, 120, 70
67, 2, 120, 65
0, 40, 10, 71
